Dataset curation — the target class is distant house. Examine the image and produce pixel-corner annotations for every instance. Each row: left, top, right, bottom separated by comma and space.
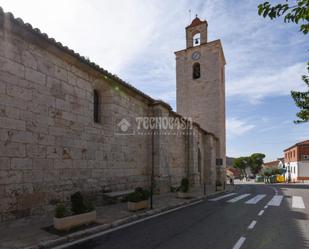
277, 157, 285, 170
226, 167, 241, 179
284, 140, 309, 182
225, 157, 242, 179
262, 160, 280, 170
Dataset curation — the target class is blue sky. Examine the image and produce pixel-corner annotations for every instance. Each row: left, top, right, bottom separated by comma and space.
1, 0, 308, 161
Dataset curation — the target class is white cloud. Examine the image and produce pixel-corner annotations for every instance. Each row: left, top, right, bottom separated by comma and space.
1, 0, 307, 161
227, 118, 255, 136
0, 0, 159, 72
227, 62, 307, 102
2, 0, 306, 108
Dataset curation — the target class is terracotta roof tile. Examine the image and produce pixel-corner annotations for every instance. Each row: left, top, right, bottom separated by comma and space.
284, 140, 309, 151
186, 16, 207, 29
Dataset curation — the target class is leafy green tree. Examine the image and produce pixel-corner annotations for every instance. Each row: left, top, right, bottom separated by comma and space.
263, 168, 273, 177
233, 157, 250, 177
258, 0, 309, 123
258, 1, 309, 34
291, 63, 309, 123
249, 153, 266, 175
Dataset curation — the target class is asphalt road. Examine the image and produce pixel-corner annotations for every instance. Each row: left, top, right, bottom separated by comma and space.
61, 184, 309, 249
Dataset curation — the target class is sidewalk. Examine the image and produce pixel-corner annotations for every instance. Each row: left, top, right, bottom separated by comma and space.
0, 184, 234, 249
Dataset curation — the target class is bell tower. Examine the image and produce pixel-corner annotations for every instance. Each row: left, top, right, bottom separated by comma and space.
175, 16, 226, 169
186, 15, 208, 48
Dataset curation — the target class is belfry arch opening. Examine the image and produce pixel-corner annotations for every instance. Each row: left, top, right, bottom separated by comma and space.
193, 32, 201, 46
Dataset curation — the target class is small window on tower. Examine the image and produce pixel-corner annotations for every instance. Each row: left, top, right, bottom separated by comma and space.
93, 89, 100, 123
193, 33, 201, 47
193, 62, 200, 79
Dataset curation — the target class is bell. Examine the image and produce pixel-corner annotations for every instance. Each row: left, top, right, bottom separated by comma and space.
195, 38, 199, 45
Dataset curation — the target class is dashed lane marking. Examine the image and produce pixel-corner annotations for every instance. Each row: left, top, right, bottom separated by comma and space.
232, 236, 246, 249
258, 210, 264, 216
248, 220, 257, 230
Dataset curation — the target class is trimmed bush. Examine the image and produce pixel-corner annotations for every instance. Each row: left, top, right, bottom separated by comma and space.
179, 177, 189, 193
71, 192, 86, 214
54, 192, 95, 218
70, 191, 95, 215
55, 203, 69, 218
127, 187, 150, 203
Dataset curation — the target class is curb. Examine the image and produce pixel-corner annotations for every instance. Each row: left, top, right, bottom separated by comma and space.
23, 189, 233, 249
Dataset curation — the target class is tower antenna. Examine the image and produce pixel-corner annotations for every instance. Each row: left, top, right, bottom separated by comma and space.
189, 9, 191, 24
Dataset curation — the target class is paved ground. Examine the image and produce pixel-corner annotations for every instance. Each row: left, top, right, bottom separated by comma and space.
0, 184, 229, 249
61, 183, 309, 249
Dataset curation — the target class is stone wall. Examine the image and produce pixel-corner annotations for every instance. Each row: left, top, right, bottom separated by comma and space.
0, 11, 217, 221
175, 19, 226, 184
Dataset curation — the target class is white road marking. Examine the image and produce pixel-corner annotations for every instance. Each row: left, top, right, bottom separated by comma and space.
258, 210, 264, 216
292, 196, 305, 209
264, 205, 268, 209
227, 194, 251, 203
209, 193, 237, 201
267, 195, 283, 206
245, 194, 266, 204
248, 220, 257, 230
232, 236, 246, 249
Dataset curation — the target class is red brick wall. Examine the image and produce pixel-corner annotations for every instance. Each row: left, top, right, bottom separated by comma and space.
299, 144, 309, 161
285, 147, 298, 163
285, 144, 309, 162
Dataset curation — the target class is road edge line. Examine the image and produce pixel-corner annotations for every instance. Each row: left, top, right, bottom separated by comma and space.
26, 189, 233, 249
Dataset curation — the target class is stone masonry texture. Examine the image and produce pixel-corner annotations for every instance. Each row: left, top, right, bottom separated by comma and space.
0, 10, 224, 221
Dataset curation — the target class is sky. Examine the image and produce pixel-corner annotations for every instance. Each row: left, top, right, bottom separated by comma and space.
0, 0, 308, 161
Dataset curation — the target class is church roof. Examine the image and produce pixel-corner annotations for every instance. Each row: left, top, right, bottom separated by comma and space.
186, 16, 207, 29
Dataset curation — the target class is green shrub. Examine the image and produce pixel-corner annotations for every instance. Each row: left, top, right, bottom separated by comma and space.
179, 177, 189, 193
55, 203, 69, 218
127, 187, 150, 202
71, 192, 86, 214
70, 191, 95, 215
54, 192, 95, 218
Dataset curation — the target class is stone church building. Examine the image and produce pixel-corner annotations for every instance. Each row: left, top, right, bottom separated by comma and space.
0, 9, 226, 221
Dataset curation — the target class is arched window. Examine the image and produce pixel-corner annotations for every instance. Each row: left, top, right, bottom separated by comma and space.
193, 33, 201, 47
193, 63, 200, 79
93, 89, 100, 123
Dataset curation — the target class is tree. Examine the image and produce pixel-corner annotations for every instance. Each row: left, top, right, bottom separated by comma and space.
278, 167, 287, 175
291, 63, 309, 123
258, 0, 309, 123
233, 157, 250, 178
249, 153, 266, 175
